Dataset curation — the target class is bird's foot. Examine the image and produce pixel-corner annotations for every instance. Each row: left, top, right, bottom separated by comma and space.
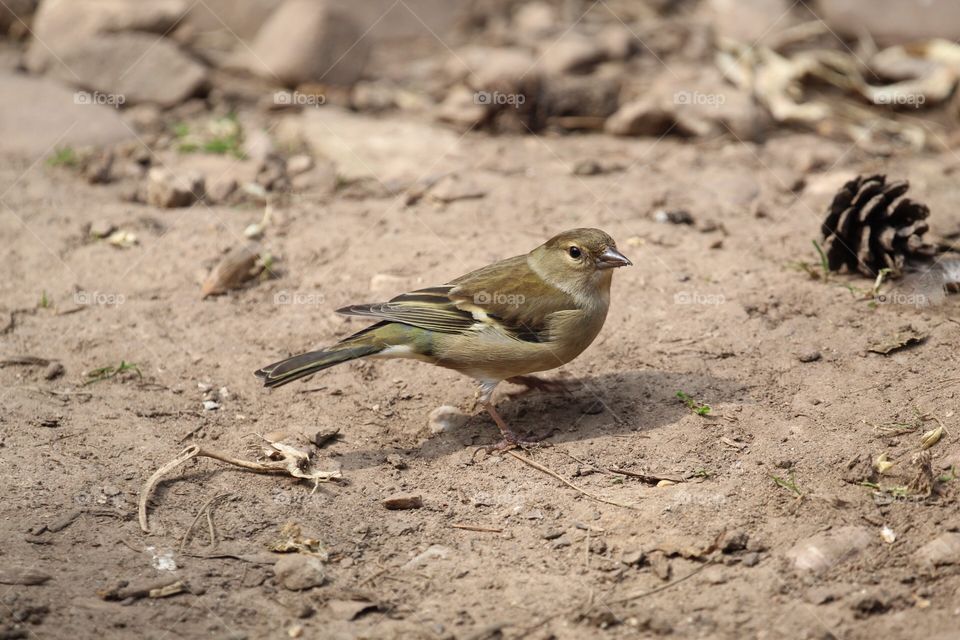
505, 375, 574, 397
473, 431, 546, 458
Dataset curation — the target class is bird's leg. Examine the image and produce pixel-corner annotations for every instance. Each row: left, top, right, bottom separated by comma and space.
505, 374, 574, 397
479, 401, 544, 453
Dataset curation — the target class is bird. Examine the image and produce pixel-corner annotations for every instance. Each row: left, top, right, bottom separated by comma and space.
255, 228, 631, 451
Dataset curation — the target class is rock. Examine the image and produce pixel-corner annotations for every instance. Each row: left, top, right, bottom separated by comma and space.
741, 551, 761, 567
206, 177, 238, 204
403, 545, 451, 569
184, 0, 277, 42
234, 0, 370, 86
605, 98, 704, 137
43, 362, 64, 381
242, 128, 275, 165
385, 454, 407, 470
816, 0, 960, 45
915, 532, 960, 567
274, 555, 326, 591
451, 46, 542, 132
649, 551, 671, 580
201, 242, 264, 298
654, 209, 695, 225
428, 405, 467, 434
83, 149, 114, 184
286, 154, 313, 177
327, 598, 376, 621
719, 530, 749, 553
537, 32, 605, 76
298, 108, 464, 182
621, 550, 645, 566
786, 526, 872, 573
542, 70, 622, 123
427, 174, 486, 203
0, 73, 133, 159
513, 2, 555, 39
26, 0, 187, 72
542, 529, 564, 541
382, 494, 423, 510
146, 167, 205, 208
48, 33, 207, 107
88, 219, 116, 238
123, 104, 166, 133
798, 351, 822, 363
436, 85, 489, 131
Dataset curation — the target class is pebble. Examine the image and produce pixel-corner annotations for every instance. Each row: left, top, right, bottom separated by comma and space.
274, 555, 326, 591
428, 405, 467, 434
798, 350, 822, 363
382, 494, 423, 510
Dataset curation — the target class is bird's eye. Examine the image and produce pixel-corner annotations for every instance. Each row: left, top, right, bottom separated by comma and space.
568, 246, 582, 259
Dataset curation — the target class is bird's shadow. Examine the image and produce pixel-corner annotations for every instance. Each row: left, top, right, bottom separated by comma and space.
330, 368, 748, 471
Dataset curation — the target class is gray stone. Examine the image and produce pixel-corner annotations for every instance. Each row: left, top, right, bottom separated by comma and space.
26, 0, 187, 73
48, 33, 207, 107
0, 72, 133, 159
274, 554, 326, 591
298, 107, 464, 182
146, 167, 205, 208
234, 0, 370, 87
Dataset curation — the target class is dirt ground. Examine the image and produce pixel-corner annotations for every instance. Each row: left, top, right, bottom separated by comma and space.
3, 126, 960, 639
4, 8, 960, 640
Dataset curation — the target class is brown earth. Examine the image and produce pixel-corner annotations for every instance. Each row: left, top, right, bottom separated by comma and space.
3, 125, 960, 639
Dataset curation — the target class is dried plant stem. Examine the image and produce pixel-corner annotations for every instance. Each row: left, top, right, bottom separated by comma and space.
506, 450, 638, 511
139, 445, 290, 533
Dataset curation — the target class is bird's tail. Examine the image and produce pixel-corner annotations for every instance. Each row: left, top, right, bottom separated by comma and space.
254, 332, 384, 389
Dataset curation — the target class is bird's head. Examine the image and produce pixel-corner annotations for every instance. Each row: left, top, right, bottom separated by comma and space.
530, 228, 631, 298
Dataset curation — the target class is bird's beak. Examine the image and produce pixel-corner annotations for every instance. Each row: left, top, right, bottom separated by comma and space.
596, 246, 632, 269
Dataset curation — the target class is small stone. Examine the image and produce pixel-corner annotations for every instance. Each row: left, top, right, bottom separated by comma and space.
589, 538, 608, 555
382, 494, 422, 510
202, 400, 220, 411
798, 351, 821, 363
146, 167, 204, 208
274, 555, 326, 591
286, 154, 314, 177
403, 545, 451, 569
654, 209, 695, 225
385, 454, 407, 470
205, 177, 238, 204
719, 530, 749, 553
89, 219, 116, 239
102, 485, 121, 497
621, 550, 645, 566
312, 427, 340, 448
551, 535, 572, 549
741, 552, 761, 567
84, 149, 114, 184
43, 362, 65, 380
649, 551, 671, 580
572, 159, 603, 176
428, 405, 467, 434
542, 529, 564, 540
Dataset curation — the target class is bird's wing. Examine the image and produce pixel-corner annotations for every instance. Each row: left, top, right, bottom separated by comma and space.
336, 285, 477, 334
336, 255, 577, 342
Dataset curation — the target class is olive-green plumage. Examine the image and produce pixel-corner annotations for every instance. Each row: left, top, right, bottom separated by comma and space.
255, 228, 631, 448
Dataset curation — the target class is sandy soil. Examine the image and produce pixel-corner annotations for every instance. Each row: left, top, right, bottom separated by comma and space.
2, 116, 960, 639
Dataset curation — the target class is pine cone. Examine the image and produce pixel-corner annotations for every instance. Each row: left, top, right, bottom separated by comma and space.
820, 174, 936, 277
